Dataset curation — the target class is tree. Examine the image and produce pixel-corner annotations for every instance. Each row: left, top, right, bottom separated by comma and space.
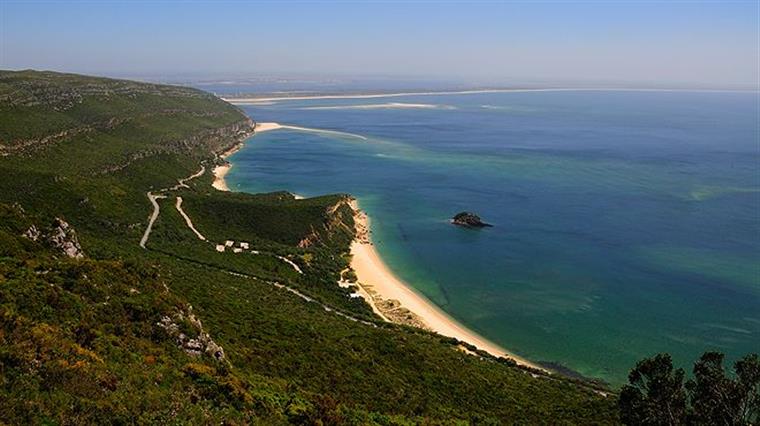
619, 354, 688, 425
620, 352, 760, 426
733, 354, 760, 425
687, 352, 737, 425
687, 352, 760, 425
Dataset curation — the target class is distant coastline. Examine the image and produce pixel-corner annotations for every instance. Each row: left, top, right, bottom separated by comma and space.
221, 87, 756, 104
213, 122, 544, 371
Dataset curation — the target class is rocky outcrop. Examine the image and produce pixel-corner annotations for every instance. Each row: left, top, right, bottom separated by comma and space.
22, 224, 41, 241
47, 218, 85, 258
298, 196, 355, 248
22, 217, 85, 258
451, 212, 492, 228
1, 127, 93, 157
297, 229, 319, 248
157, 305, 226, 362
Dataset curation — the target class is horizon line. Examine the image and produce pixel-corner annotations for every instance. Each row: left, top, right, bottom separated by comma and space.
222, 87, 760, 104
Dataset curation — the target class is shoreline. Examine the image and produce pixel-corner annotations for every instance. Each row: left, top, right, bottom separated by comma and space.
212, 120, 543, 371
348, 200, 544, 371
211, 121, 367, 192
211, 122, 283, 192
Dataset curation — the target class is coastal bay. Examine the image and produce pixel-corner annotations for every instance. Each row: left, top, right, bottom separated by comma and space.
213, 123, 541, 370
222, 89, 760, 385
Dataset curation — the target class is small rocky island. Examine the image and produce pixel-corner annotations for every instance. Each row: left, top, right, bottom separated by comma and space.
451, 212, 493, 228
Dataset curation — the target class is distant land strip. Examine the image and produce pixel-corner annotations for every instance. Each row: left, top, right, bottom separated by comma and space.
222, 87, 758, 104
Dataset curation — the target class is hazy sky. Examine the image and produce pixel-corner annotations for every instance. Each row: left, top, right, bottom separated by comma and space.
1, 1, 758, 88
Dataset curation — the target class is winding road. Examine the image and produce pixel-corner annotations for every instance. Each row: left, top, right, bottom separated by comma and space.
139, 164, 303, 275
176, 196, 206, 241
140, 166, 207, 248
139, 192, 166, 248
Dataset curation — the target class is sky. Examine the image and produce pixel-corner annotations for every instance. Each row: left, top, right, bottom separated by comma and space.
1, 0, 758, 88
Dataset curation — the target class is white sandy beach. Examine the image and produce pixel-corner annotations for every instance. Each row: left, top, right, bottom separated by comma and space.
349, 200, 544, 371
253, 122, 284, 132
212, 165, 231, 191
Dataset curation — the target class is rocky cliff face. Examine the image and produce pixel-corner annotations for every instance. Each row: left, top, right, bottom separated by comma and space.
298, 196, 355, 248
22, 217, 85, 258
204, 117, 256, 157
93, 118, 255, 175
157, 305, 226, 362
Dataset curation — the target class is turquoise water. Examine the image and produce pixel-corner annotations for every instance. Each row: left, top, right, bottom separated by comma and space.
226, 90, 760, 385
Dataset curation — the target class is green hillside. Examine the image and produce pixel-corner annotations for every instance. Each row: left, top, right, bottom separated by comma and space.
0, 70, 619, 424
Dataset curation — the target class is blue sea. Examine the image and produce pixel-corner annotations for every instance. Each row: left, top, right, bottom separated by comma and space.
225, 90, 760, 385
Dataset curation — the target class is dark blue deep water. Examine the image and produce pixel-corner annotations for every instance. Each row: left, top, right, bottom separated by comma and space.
226, 90, 760, 385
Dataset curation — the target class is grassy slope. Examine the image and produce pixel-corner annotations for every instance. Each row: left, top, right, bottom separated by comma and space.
0, 70, 619, 424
